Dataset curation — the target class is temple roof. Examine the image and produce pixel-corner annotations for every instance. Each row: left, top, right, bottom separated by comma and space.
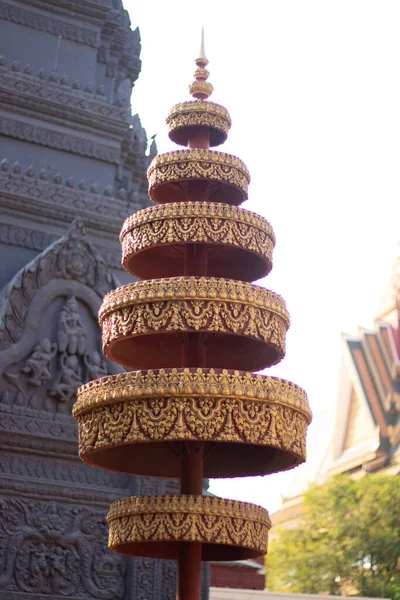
327, 320, 400, 476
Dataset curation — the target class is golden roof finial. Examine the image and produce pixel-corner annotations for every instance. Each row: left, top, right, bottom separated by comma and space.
197, 27, 207, 65
189, 27, 214, 100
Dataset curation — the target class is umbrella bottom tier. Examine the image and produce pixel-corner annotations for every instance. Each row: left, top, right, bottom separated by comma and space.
107, 495, 271, 561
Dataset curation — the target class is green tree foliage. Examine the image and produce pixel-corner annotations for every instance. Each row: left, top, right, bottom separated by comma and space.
266, 475, 400, 598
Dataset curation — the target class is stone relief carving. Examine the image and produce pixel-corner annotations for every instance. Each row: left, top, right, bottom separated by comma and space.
0, 222, 128, 273
0, 450, 129, 491
0, 116, 121, 163
98, 1, 141, 85
120, 114, 154, 197
116, 78, 132, 107
50, 353, 83, 409
0, 0, 204, 595
0, 221, 57, 252
23, 0, 112, 11
57, 297, 86, 356
21, 338, 57, 387
0, 220, 118, 350
0, 162, 150, 229
0, 497, 126, 598
2, 293, 113, 413
0, 220, 124, 415
0, 67, 129, 126
0, 2, 100, 47
84, 351, 108, 380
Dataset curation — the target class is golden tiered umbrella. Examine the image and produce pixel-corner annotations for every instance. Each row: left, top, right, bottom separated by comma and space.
73, 31, 312, 600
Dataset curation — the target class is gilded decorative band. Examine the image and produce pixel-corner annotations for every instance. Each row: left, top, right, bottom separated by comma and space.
99, 277, 288, 324
189, 80, 214, 99
147, 149, 250, 203
74, 368, 310, 416
107, 495, 271, 559
73, 368, 311, 472
120, 202, 275, 276
99, 277, 289, 370
166, 100, 231, 143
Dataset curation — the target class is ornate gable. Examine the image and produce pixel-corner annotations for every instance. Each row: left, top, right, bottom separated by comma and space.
342, 384, 376, 451
0, 219, 121, 416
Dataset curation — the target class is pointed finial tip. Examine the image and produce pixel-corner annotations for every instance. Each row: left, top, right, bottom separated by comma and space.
195, 27, 208, 67
190, 27, 213, 99
198, 27, 207, 61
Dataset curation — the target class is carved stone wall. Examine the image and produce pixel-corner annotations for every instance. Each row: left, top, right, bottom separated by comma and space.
0, 222, 209, 599
0, 0, 209, 596
0, 0, 153, 291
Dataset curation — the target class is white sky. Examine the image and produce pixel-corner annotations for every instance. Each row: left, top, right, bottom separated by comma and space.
126, 0, 400, 513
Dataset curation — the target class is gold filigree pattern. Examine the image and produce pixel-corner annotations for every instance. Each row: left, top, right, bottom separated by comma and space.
100, 277, 288, 322
73, 369, 311, 466
147, 149, 250, 203
120, 202, 275, 274
167, 100, 231, 143
74, 368, 310, 415
189, 80, 214, 99
107, 495, 271, 558
99, 277, 289, 365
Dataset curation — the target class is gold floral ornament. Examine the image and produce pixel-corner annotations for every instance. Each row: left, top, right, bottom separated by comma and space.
72, 368, 311, 478
98, 277, 290, 372
167, 31, 231, 147
188, 28, 214, 100
147, 149, 250, 206
120, 201, 275, 281
107, 495, 271, 560
167, 101, 232, 147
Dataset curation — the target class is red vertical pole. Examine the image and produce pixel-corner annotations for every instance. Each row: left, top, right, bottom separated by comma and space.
177, 126, 210, 600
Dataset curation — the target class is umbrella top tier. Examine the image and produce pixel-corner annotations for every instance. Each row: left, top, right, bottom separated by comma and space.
166, 29, 231, 147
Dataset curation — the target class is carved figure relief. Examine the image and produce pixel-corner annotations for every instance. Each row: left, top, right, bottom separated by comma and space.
2, 295, 111, 413
0, 497, 126, 598
57, 297, 86, 355
50, 354, 83, 409
22, 338, 57, 386
84, 351, 108, 380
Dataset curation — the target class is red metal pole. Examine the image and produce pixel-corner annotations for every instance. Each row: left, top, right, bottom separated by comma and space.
178, 445, 204, 600
177, 125, 210, 600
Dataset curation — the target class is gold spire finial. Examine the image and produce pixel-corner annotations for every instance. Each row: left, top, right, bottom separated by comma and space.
197, 27, 207, 64
189, 27, 214, 100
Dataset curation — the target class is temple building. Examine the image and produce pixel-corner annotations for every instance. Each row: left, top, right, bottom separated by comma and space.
0, 1, 209, 598
272, 250, 400, 530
